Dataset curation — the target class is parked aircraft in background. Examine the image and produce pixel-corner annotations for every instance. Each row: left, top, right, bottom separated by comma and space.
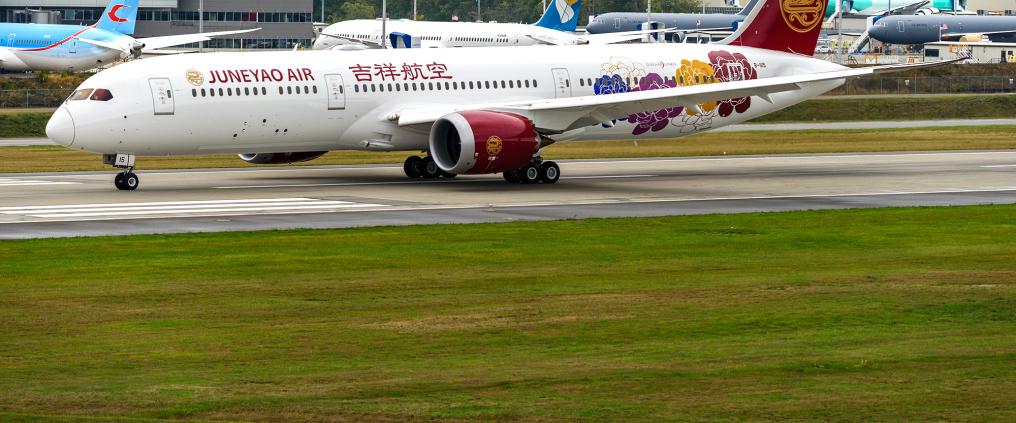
825, 0, 965, 18
314, 0, 666, 49
869, 14, 1016, 44
585, 0, 757, 41
0, 0, 258, 72
48, 0, 954, 191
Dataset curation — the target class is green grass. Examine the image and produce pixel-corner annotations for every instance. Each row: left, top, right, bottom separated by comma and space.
1, 205, 1014, 421
753, 94, 1016, 122
0, 112, 48, 138
3, 126, 1015, 174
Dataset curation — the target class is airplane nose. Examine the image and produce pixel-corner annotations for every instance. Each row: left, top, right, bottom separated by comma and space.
47, 107, 76, 147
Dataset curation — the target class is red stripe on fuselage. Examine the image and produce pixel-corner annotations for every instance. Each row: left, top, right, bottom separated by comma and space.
18, 25, 96, 52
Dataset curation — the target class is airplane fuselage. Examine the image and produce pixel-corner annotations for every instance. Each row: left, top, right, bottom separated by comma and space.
0, 23, 128, 71
51, 43, 844, 156
870, 15, 1016, 44
314, 19, 565, 50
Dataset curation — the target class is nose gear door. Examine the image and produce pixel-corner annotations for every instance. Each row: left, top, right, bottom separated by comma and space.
325, 73, 346, 110
148, 78, 174, 115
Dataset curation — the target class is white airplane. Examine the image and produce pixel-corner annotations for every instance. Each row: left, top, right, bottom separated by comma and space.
0, 0, 258, 72
47, 0, 953, 190
313, 0, 672, 49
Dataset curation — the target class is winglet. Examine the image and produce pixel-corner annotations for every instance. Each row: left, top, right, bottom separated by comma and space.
534, 0, 582, 32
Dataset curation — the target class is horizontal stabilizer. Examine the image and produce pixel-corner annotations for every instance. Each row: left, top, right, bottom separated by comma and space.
138, 28, 261, 52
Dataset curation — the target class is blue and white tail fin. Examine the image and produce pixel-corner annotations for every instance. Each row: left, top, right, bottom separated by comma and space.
95, 0, 139, 35
534, 0, 582, 32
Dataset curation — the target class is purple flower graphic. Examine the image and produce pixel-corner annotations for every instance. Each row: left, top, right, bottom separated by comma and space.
626, 73, 682, 135
708, 50, 758, 117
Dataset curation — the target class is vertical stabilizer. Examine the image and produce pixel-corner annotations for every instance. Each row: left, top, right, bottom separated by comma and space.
719, 0, 829, 56
534, 0, 582, 32
95, 0, 139, 35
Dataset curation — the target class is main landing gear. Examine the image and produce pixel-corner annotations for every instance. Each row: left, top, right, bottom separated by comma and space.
503, 159, 560, 185
403, 155, 456, 179
105, 153, 140, 191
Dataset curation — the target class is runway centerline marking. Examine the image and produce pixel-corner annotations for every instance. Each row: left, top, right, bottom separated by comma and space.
0, 178, 79, 187
0, 198, 389, 219
212, 174, 658, 189
981, 164, 1016, 168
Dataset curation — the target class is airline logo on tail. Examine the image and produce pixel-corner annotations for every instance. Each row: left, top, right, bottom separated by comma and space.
107, 4, 130, 23
781, 0, 824, 33
535, 0, 582, 32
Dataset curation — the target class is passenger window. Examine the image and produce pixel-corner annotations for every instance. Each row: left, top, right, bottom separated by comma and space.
279, 86, 284, 95
525, 80, 530, 88
217, 88, 223, 97
245, 87, 250, 96
262, 87, 267, 95
485, 81, 490, 89
533, 80, 538, 88
305, 85, 310, 94
371, 84, 376, 92
227, 88, 233, 96
90, 89, 113, 101
287, 86, 293, 94
379, 84, 384, 92
428, 82, 434, 90
192, 89, 197, 97
201, 88, 207, 97
388, 83, 393, 91
355, 85, 360, 93
509, 80, 514, 88
444, 82, 450, 90
468, 81, 474, 89
210, 89, 216, 97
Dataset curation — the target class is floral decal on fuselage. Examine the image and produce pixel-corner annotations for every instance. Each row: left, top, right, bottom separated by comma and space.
590, 51, 760, 136
627, 73, 681, 135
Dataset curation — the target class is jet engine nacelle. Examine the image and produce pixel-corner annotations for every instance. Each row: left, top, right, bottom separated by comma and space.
429, 111, 540, 175
238, 152, 327, 164
915, 8, 939, 15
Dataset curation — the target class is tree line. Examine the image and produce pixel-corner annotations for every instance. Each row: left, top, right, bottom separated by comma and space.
319, 0, 702, 26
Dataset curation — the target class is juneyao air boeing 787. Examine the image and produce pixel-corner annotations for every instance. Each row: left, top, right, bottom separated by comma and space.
47, 0, 955, 190
0, 0, 257, 72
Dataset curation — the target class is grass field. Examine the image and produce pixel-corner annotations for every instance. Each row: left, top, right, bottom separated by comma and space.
2, 125, 1015, 173
1, 205, 1014, 421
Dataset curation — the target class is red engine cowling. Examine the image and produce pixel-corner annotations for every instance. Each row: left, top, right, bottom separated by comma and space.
238, 152, 327, 164
429, 111, 539, 175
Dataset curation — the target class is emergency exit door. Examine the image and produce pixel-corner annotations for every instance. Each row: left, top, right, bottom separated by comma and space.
551, 67, 571, 98
325, 73, 346, 110
148, 78, 174, 115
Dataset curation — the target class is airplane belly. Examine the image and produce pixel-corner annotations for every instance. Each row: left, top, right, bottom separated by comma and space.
0, 48, 29, 71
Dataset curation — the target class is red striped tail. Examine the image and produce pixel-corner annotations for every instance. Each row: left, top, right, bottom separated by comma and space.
719, 0, 829, 56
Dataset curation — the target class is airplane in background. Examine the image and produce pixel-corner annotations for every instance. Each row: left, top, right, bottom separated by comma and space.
825, 0, 965, 18
314, 0, 669, 49
585, 0, 757, 42
48, 0, 955, 191
869, 14, 1016, 44
0, 0, 258, 72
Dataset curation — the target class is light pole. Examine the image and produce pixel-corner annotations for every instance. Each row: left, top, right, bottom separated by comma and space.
477, 0, 481, 22
381, 0, 387, 48
321, 0, 325, 22
198, 0, 204, 53
414, 0, 418, 20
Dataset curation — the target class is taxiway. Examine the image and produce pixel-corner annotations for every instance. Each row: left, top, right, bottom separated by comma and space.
0, 150, 1014, 239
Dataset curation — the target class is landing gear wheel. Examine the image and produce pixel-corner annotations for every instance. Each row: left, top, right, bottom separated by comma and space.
520, 164, 541, 184
421, 156, 442, 179
403, 156, 424, 178
115, 171, 139, 191
503, 170, 520, 183
539, 161, 560, 184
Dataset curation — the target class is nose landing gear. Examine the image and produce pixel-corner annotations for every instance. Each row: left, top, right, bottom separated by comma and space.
104, 153, 140, 191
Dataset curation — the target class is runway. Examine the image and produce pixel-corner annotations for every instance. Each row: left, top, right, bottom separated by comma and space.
5, 118, 1016, 147
1, 150, 1014, 239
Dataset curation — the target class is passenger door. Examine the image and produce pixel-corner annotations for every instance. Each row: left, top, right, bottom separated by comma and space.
551, 67, 571, 98
324, 73, 346, 110
6, 34, 14, 47
148, 78, 174, 115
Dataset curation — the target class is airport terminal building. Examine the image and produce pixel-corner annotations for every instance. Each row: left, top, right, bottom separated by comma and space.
0, 0, 314, 50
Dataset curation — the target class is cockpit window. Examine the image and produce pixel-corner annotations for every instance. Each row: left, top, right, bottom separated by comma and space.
69, 89, 93, 101
90, 89, 114, 102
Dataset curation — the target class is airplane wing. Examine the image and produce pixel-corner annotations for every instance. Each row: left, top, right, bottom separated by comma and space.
395, 59, 962, 133
528, 28, 684, 46
318, 32, 383, 49
579, 28, 729, 45
941, 29, 1016, 41
77, 37, 130, 52
857, 0, 929, 17
137, 28, 261, 52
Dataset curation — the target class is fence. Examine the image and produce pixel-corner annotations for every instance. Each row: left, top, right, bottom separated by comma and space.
827, 76, 1016, 96
0, 89, 71, 108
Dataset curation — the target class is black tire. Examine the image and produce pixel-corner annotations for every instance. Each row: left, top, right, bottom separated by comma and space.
539, 161, 561, 184
114, 172, 126, 190
403, 156, 424, 178
520, 164, 541, 184
122, 172, 140, 191
503, 170, 520, 183
440, 171, 457, 179
422, 157, 442, 179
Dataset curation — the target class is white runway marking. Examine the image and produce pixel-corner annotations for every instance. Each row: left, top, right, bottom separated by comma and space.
212, 174, 658, 189
981, 164, 1016, 168
0, 178, 79, 187
0, 198, 388, 219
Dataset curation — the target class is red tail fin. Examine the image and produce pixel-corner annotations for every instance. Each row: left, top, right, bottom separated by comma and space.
719, 0, 829, 56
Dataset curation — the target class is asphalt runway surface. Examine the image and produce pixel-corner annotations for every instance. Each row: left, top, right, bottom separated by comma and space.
1, 150, 1014, 239
6, 118, 1016, 147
